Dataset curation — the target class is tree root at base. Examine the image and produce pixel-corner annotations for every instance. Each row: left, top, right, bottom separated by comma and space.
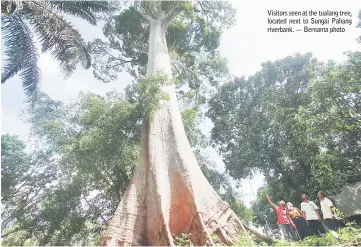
99, 85, 269, 246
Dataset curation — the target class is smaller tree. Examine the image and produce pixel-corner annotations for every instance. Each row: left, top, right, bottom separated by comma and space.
250, 187, 277, 228
208, 52, 361, 204
1, 135, 87, 246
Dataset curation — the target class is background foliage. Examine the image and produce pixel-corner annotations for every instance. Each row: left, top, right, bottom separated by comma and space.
208, 51, 361, 225
2, 2, 361, 245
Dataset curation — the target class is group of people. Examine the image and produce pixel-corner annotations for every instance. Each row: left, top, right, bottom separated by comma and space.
266, 191, 344, 241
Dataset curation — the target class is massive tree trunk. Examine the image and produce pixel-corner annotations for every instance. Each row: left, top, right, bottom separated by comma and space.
99, 15, 261, 247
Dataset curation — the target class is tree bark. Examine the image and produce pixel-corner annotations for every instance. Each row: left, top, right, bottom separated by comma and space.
99, 19, 257, 247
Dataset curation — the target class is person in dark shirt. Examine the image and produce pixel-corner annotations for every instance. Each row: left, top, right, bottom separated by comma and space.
287, 202, 310, 240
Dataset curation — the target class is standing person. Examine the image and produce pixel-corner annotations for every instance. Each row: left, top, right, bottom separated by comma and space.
266, 194, 296, 241
318, 191, 343, 231
287, 202, 310, 240
301, 192, 326, 236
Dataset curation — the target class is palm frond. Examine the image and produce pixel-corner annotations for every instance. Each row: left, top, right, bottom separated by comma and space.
20, 1, 91, 74
1, 14, 40, 101
1, 1, 17, 16
49, 1, 112, 25
1, 0, 24, 16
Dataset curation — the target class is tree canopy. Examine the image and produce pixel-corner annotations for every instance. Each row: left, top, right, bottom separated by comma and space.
208, 51, 361, 205
90, 1, 234, 108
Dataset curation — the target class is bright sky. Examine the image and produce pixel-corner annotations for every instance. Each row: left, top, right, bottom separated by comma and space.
1, 0, 360, 206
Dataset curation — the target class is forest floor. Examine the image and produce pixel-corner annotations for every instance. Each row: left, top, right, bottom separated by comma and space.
173, 223, 361, 246
242, 223, 361, 247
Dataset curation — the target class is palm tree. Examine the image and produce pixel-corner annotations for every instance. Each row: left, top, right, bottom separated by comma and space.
1, 1, 112, 101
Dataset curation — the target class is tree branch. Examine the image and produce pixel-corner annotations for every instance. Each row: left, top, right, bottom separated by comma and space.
93, 165, 114, 189
140, 2, 158, 23
170, 58, 197, 77
111, 59, 135, 68
104, 50, 139, 68
172, 63, 183, 78
162, 6, 180, 26
171, 58, 197, 85
1, 227, 25, 238
141, 13, 154, 23
2, 161, 40, 201
83, 196, 108, 225
203, 1, 217, 15
101, 163, 118, 189
170, 58, 204, 106
198, 2, 209, 23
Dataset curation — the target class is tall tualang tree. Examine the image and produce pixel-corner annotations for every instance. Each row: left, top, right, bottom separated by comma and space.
88, 1, 264, 246
2, 87, 255, 245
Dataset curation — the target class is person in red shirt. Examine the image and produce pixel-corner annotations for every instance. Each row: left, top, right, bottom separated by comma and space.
266, 194, 296, 241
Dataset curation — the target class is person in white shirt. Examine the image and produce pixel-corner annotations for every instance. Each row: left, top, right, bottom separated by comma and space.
318, 191, 343, 230
301, 192, 325, 236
